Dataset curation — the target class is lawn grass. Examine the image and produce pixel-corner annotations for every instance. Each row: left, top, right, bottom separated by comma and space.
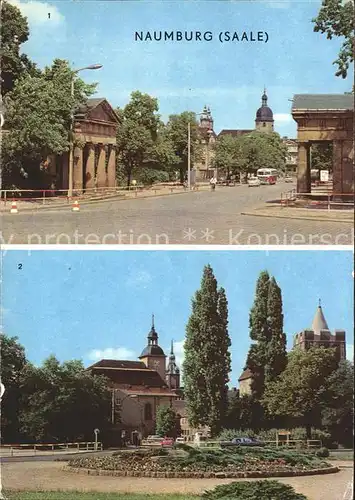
5, 492, 199, 500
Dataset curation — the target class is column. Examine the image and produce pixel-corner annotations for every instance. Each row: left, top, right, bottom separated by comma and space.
73, 146, 83, 192
85, 143, 95, 190
340, 140, 354, 195
107, 145, 116, 188
296, 142, 311, 194
96, 144, 107, 188
332, 140, 343, 196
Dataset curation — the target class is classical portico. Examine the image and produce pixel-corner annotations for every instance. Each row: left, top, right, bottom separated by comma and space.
292, 94, 354, 196
51, 98, 119, 191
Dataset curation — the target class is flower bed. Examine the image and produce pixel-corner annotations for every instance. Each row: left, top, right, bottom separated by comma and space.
67, 446, 337, 478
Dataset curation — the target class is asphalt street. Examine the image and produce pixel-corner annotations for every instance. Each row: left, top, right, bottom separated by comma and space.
2, 183, 353, 245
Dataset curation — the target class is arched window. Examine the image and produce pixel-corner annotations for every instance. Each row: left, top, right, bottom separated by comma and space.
144, 402, 152, 421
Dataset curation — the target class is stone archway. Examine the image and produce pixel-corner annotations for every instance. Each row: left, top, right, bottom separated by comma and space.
292, 94, 354, 197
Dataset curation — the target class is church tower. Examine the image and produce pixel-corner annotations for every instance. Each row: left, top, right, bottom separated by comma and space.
255, 89, 274, 132
166, 340, 180, 390
199, 105, 214, 130
139, 315, 166, 381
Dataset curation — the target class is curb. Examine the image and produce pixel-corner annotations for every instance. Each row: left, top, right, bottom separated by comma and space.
241, 211, 353, 224
63, 465, 339, 479
1, 188, 212, 213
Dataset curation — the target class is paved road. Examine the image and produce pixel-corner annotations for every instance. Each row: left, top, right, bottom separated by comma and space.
1, 183, 353, 245
1, 460, 353, 500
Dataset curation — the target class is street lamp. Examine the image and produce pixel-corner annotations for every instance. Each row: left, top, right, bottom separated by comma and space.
68, 64, 103, 198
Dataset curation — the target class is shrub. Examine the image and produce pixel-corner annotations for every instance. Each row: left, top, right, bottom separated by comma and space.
201, 480, 308, 499
315, 447, 330, 458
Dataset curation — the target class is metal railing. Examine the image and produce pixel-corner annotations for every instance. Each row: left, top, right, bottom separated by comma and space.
0, 441, 103, 457
0, 184, 207, 207
280, 190, 354, 210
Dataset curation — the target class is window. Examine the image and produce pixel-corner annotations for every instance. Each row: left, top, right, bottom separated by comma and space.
144, 403, 152, 421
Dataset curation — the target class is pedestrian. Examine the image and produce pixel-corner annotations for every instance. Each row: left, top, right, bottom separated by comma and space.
210, 176, 217, 191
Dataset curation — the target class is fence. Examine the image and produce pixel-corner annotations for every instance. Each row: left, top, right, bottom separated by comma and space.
280, 190, 354, 210
195, 439, 322, 449
0, 441, 102, 457
0, 184, 205, 206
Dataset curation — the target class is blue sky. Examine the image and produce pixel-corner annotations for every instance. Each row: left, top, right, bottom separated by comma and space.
2, 250, 353, 385
9, 0, 353, 137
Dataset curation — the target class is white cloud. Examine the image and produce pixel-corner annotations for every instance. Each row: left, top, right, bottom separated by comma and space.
274, 113, 292, 123
8, 0, 64, 25
346, 344, 354, 362
88, 347, 136, 361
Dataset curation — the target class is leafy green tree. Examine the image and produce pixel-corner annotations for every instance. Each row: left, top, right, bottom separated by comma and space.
265, 277, 287, 385
0, 1, 40, 97
116, 91, 161, 186
312, 0, 354, 78
321, 360, 354, 446
225, 392, 254, 430
155, 405, 180, 437
166, 111, 201, 182
262, 347, 339, 439
311, 143, 333, 172
212, 135, 240, 179
230, 132, 286, 179
245, 271, 271, 400
183, 265, 231, 436
246, 272, 287, 398
0, 334, 28, 442
18, 356, 111, 442
2, 59, 96, 189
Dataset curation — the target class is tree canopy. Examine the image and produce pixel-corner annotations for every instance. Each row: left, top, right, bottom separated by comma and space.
2, 59, 96, 189
312, 0, 354, 78
262, 346, 339, 438
19, 356, 111, 443
0, 1, 40, 97
155, 405, 180, 438
183, 265, 231, 436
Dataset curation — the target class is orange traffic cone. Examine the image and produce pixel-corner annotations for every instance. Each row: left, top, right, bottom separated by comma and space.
10, 200, 18, 214
72, 200, 80, 212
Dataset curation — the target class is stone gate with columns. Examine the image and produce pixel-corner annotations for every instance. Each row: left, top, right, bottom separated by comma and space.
50, 98, 119, 191
292, 94, 354, 197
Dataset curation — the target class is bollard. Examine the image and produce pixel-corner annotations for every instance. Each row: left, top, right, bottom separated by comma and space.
43, 190, 46, 205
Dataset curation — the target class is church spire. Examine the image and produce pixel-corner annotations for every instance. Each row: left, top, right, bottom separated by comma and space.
262, 88, 268, 107
311, 300, 329, 334
148, 313, 158, 345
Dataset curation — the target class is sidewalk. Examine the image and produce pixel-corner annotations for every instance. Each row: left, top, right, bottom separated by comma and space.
241, 205, 354, 223
0, 185, 213, 213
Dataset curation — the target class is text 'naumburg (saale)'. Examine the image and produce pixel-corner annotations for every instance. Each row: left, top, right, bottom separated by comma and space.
134, 31, 269, 43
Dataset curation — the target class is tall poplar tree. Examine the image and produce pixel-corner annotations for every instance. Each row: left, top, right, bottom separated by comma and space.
246, 271, 287, 398
265, 277, 287, 384
183, 265, 231, 436
246, 271, 270, 399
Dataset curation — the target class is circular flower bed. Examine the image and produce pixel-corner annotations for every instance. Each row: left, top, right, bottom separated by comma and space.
68, 446, 336, 478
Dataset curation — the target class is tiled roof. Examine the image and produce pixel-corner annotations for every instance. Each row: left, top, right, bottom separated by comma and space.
75, 98, 106, 116
91, 365, 168, 388
88, 359, 146, 370
238, 368, 253, 381
292, 94, 353, 111
218, 129, 253, 138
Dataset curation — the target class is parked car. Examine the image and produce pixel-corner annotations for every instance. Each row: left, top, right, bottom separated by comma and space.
248, 177, 261, 187
220, 437, 265, 447
284, 176, 294, 183
161, 437, 175, 447
175, 437, 185, 444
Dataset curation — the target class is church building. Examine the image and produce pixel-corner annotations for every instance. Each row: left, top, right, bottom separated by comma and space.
194, 90, 275, 181
87, 317, 183, 438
